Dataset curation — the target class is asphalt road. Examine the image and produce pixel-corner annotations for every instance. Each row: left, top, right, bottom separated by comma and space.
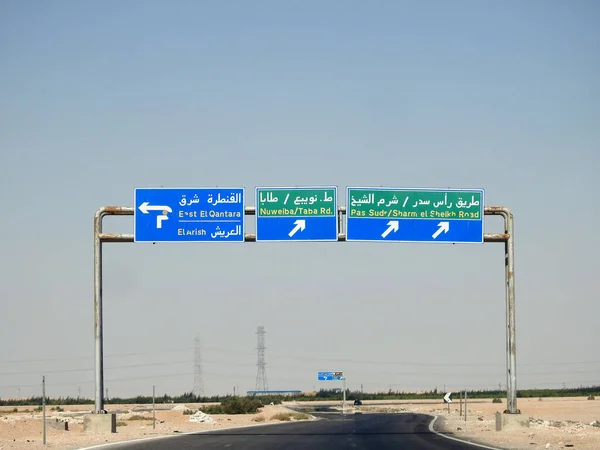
92, 413, 498, 450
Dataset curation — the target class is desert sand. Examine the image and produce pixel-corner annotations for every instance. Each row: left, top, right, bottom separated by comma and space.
0, 397, 598, 449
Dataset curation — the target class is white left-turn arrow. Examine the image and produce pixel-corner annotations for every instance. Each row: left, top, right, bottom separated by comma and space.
381, 220, 399, 238
288, 219, 306, 237
432, 221, 450, 239
138, 202, 173, 214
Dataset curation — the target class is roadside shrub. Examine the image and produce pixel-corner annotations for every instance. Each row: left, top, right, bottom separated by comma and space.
221, 397, 263, 414
492, 398, 502, 403
200, 397, 264, 415
200, 405, 224, 414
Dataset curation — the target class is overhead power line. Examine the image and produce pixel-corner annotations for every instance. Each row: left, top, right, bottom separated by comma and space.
2, 345, 599, 368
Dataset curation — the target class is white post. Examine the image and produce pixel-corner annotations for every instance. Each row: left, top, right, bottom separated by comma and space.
342, 377, 346, 414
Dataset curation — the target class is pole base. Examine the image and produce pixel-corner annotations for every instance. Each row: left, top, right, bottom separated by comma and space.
83, 413, 117, 433
495, 411, 529, 431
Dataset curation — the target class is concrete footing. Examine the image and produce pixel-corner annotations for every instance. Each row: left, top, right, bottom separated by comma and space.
83, 413, 117, 433
496, 412, 529, 431
47, 418, 69, 431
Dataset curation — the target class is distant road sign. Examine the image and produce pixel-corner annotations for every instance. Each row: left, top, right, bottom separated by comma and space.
134, 187, 245, 242
346, 187, 484, 243
255, 187, 338, 241
444, 392, 453, 403
318, 371, 344, 381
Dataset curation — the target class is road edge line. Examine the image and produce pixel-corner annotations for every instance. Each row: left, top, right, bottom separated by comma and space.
76, 419, 305, 450
426, 414, 505, 450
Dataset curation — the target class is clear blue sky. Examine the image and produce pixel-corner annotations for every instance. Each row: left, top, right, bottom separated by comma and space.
1, 0, 598, 399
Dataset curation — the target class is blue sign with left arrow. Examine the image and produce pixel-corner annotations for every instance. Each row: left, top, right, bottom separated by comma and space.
134, 187, 245, 243
318, 371, 344, 381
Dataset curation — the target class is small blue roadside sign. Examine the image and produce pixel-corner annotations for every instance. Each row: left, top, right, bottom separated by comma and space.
318, 371, 344, 381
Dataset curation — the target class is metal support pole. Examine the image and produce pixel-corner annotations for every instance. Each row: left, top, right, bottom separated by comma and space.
93, 205, 517, 415
42, 376, 46, 445
152, 385, 156, 429
94, 209, 104, 414
94, 206, 135, 413
486, 207, 517, 414
342, 377, 346, 414
505, 210, 517, 414
464, 389, 468, 421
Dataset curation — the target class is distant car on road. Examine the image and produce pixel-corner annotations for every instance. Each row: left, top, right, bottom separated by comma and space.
353, 399, 362, 406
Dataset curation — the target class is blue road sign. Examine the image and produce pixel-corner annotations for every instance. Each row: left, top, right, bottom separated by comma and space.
255, 187, 338, 242
346, 187, 484, 243
134, 187, 245, 243
318, 371, 344, 381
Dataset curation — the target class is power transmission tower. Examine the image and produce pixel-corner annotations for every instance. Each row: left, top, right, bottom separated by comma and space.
193, 335, 204, 398
255, 326, 269, 392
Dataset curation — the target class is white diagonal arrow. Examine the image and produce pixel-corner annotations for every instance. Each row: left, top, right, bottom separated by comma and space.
432, 221, 450, 239
444, 392, 452, 403
288, 219, 306, 237
381, 220, 399, 238
138, 202, 173, 214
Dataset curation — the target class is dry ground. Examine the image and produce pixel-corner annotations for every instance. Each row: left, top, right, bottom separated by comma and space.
0, 397, 598, 449
0, 403, 310, 449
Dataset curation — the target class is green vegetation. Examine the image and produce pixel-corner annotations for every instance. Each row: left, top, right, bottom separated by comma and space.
2, 386, 598, 407
200, 396, 264, 415
287, 386, 600, 402
0, 392, 280, 407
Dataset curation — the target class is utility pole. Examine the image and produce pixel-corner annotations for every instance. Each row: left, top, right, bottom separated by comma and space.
42, 376, 46, 445
152, 385, 156, 430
